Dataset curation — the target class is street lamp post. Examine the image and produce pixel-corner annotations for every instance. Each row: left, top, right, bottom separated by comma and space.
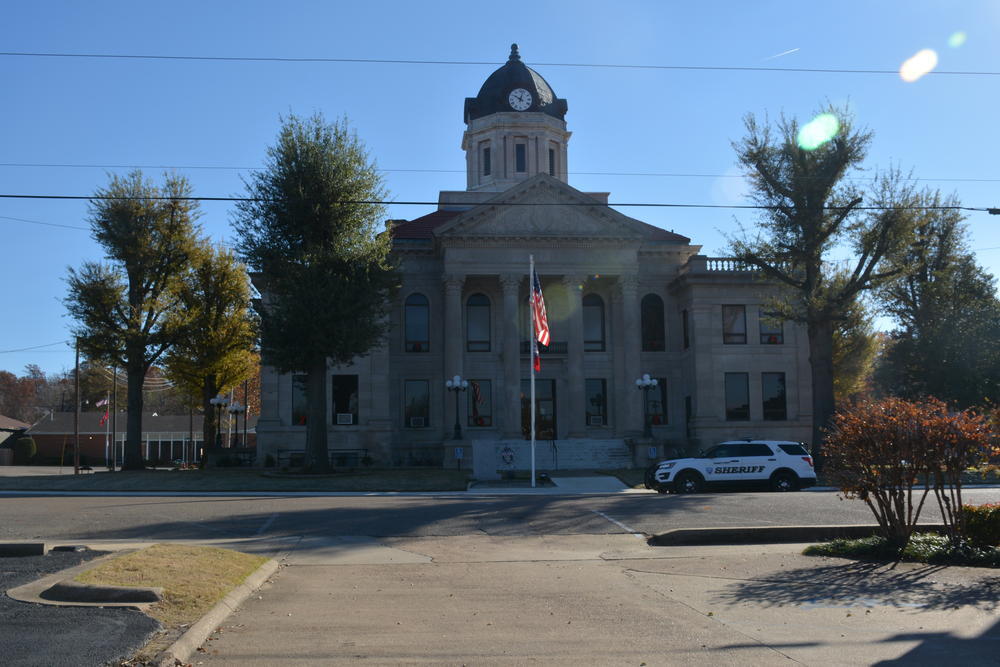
445, 375, 468, 440
635, 374, 659, 439
209, 394, 229, 448
228, 402, 245, 448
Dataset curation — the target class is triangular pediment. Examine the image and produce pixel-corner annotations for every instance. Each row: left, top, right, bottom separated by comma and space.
433, 175, 663, 240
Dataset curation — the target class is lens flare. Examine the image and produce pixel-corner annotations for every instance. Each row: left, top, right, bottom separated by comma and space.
899, 49, 938, 82
948, 31, 967, 48
796, 113, 840, 151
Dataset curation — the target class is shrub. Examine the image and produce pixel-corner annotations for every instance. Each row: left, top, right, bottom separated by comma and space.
963, 503, 1000, 546
825, 397, 993, 548
13, 437, 36, 465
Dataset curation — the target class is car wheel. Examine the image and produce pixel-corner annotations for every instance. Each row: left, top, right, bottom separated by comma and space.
673, 471, 703, 494
770, 471, 799, 492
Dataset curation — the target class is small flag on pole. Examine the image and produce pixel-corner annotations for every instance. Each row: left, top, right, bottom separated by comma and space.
99, 410, 109, 426
95, 397, 109, 407
532, 339, 541, 372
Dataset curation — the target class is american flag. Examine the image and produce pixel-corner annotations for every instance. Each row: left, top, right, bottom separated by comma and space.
531, 269, 550, 347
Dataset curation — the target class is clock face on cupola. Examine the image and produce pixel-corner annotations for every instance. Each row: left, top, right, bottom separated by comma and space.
508, 87, 532, 111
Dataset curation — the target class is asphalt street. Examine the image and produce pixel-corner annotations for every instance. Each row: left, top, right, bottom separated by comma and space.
2, 489, 1000, 545
0, 548, 160, 666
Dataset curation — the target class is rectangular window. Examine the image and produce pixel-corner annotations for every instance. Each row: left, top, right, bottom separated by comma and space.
482, 145, 491, 176
404, 380, 429, 428
725, 372, 750, 421
585, 378, 607, 426
722, 305, 747, 344
759, 310, 784, 344
331, 375, 358, 425
515, 143, 526, 173
647, 379, 668, 425
682, 309, 690, 349
467, 380, 492, 427
291, 375, 308, 426
548, 148, 555, 176
762, 372, 787, 421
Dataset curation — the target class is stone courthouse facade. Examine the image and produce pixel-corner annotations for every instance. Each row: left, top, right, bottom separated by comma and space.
254, 45, 812, 471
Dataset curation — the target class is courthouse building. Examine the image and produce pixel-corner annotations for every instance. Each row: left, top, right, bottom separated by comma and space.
254, 45, 812, 472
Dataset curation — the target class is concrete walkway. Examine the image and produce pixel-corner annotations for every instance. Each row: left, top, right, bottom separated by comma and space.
187, 534, 1000, 665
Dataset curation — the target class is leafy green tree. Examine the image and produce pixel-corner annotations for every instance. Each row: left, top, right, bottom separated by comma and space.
232, 114, 397, 472
832, 299, 880, 404
728, 108, 922, 468
65, 171, 199, 470
875, 194, 1000, 407
162, 242, 258, 449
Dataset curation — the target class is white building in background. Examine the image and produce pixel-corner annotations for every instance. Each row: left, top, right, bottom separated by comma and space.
254, 45, 812, 472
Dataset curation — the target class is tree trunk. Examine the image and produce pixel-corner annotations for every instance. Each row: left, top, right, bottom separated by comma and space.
201, 375, 218, 456
808, 318, 836, 473
306, 356, 330, 472
123, 356, 146, 470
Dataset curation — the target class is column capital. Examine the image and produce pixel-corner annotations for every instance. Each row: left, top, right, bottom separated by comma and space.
616, 274, 639, 297
442, 273, 465, 292
499, 273, 521, 293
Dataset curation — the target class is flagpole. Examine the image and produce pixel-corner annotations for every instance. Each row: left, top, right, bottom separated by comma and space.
104, 391, 110, 469
529, 255, 536, 488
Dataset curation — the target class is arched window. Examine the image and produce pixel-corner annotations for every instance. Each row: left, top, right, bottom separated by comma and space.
583, 294, 605, 352
466, 293, 491, 352
641, 294, 665, 351
404, 293, 429, 352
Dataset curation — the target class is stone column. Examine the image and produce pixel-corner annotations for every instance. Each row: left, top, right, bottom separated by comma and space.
618, 275, 642, 435
563, 275, 585, 437
500, 274, 522, 438
443, 274, 465, 436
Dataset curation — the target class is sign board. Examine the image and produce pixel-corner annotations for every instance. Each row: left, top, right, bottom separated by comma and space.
647, 446, 659, 459
454, 447, 464, 460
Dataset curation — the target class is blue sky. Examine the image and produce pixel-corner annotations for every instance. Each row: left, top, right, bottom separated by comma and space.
2, 0, 998, 375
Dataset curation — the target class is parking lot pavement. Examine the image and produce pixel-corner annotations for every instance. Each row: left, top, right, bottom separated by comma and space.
0, 548, 161, 667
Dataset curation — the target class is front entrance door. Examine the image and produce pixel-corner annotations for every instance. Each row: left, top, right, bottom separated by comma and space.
521, 379, 556, 440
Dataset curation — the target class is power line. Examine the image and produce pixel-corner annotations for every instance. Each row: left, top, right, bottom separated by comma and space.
0, 215, 89, 231
0, 193, 992, 213
3, 162, 999, 184
1, 51, 997, 77
0, 340, 69, 354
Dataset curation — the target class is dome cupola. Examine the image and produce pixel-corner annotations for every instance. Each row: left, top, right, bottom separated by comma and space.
461, 44, 572, 193
464, 44, 567, 123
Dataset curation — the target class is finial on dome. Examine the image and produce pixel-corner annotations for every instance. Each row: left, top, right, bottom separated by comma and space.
509, 43, 521, 62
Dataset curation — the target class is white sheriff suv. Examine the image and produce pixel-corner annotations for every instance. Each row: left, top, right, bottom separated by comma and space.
647, 440, 816, 493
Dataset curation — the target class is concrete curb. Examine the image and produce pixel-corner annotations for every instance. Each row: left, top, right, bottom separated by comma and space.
0, 542, 47, 556
648, 523, 948, 546
41, 580, 163, 604
155, 557, 280, 667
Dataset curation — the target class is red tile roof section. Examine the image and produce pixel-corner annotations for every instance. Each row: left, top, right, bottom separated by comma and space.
390, 209, 462, 239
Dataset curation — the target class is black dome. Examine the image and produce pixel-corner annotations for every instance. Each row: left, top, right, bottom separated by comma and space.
464, 44, 567, 123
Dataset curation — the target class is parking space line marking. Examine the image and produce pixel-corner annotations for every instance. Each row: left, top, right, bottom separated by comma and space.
255, 513, 278, 536
591, 510, 645, 539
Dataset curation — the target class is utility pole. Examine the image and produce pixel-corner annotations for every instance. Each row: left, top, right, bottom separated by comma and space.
73, 338, 80, 475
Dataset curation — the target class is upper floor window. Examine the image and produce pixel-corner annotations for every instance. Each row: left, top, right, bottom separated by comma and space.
482, 145, 491, 177
515, 143, 527, 173
548, 148, 556, 176
583, 294, 606, 352
466, 293, 491, 352
331, 374, 358, 425
641, 294, 666, 351
405, 293, 429, 352
759, 310, 784, 344
722, 305, 747, 344
682, 309, 690, 349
